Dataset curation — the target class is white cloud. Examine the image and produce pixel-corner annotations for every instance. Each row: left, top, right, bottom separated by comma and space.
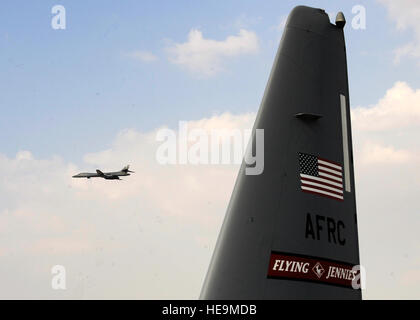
357, 141, 412, 165
352, 81, 420, 131
378, 0, 420, 65
400, 269, 420, 287
377, 0, 420, 32
126, 50, 158, 62
350, 81, 420, 299
15, 150, 33, 161
351, 81, 420, 168
0, 112, 254, 299
1, 80, 420, 299
166, 29, 259, 76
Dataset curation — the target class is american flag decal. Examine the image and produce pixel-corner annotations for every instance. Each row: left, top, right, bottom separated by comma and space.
299, 153, 343, 201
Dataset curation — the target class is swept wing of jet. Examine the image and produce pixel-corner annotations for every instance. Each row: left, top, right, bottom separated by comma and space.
72, 165, 134, 180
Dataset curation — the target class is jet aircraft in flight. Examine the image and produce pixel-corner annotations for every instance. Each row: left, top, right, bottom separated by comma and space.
72, 165, 134, 180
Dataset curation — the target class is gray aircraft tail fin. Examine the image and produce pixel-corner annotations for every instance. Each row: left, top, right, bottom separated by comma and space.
96, 169, 104, 176
122, 165, 134, 173
200, 6, 361, 300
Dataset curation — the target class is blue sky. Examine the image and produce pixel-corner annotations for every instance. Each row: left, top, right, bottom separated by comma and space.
1, 0, 419, 161
1, 1, 420, 299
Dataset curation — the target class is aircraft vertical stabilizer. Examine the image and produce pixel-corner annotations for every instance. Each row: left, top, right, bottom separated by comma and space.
200, 6, 361, 299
